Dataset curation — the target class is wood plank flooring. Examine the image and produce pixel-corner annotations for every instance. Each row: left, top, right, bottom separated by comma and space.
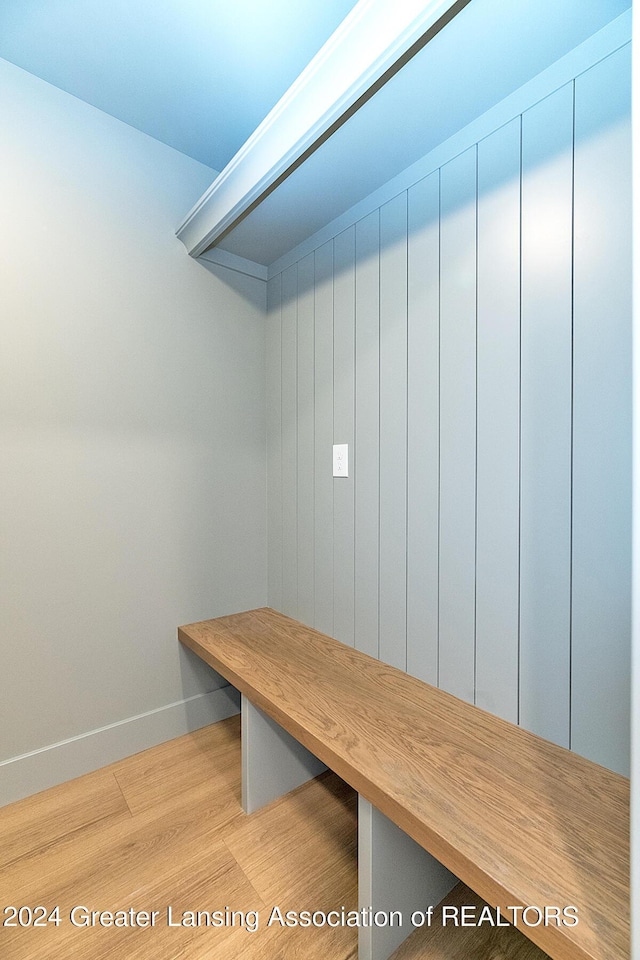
0, 716, 549, 959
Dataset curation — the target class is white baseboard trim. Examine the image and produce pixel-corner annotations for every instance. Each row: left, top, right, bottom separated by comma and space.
0, 685, 240, 808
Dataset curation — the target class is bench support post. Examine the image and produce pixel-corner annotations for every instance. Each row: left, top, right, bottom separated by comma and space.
241, 696, 327, 814
358, 796, 456, 960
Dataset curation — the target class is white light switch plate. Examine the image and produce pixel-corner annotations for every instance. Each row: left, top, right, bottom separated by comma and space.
333, 443, 348, 478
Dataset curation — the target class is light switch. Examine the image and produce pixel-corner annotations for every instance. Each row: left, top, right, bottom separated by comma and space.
333, 443, 348, 478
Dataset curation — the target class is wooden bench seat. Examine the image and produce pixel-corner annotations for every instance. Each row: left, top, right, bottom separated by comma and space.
178, 606, 629, 960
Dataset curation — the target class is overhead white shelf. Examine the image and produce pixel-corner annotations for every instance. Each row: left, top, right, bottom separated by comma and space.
175, 0, 470, 260
177, 0, 630, 271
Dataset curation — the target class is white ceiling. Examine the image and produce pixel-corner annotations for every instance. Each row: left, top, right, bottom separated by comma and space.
0, 0, 359, 172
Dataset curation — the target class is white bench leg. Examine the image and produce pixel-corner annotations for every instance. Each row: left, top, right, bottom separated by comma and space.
241, 696, 327, 814
358, 797, 457, 960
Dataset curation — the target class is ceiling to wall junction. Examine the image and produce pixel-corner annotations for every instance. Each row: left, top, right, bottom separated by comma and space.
0, 0, 359, 171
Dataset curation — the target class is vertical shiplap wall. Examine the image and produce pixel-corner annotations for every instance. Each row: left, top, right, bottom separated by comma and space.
438, 146, 478, 704
296, 254, 315, 626
280, 265, 298, 618
571, 46, 632, 771
519, 83, 574, 749
333, 229, 356, 648
475, 119, 521, 723
266, 273, 283, 612
406, 173, 440, 685
354, 212, 380, 659
379, 196, 409, 670
313, 242, 335, 636
265, 46, 631, 775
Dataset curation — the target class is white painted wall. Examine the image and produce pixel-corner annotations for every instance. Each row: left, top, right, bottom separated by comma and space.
631, 1, 639, 951
0, 59, 267, 804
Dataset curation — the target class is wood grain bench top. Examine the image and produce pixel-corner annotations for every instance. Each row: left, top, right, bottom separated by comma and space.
178, 607, 629, 960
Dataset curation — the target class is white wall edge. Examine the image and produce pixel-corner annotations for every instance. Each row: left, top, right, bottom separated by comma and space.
267, 8, 632, 279
198, 247, 268, 281
175, 0, 470, 258
630, 0, 638, 952
0, 685, 240, 808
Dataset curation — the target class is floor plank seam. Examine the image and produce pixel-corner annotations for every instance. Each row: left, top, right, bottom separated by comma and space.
110, 770, 135, 819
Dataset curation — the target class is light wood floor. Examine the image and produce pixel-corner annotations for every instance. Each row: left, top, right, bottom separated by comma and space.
0, 716, 548, 959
